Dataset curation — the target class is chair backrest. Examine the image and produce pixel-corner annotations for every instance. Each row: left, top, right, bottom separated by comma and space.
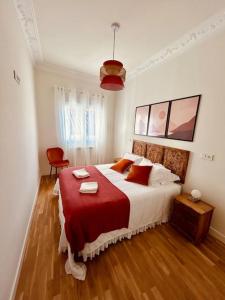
46, 147, 64, 163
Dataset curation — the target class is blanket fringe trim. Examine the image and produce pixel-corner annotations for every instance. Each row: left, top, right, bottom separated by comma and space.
79, 221, 164, 262
63, 220, 166, 281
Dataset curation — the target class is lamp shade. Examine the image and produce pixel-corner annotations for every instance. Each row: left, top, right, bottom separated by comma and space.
103, 60, 123, 74
100, 75, 124, 91
191, 189, 202, 199
100, 60, 126, 79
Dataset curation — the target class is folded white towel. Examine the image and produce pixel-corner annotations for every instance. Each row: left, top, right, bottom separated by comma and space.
79, 190, 97, 194
79, 182, 98, 193
72, 168, 90, 178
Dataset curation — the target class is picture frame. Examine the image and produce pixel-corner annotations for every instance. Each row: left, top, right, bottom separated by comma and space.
147, 101, 169, 138
134, 105, 150, 136
134, 94, 201, 142
166, 95, 201, 142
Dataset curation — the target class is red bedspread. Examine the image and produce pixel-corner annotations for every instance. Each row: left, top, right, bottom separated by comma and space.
59, 166, 130, 254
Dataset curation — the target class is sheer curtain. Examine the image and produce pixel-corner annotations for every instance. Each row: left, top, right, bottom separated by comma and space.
54, 87, 109, 166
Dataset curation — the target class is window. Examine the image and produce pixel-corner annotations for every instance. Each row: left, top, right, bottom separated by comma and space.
85, 109, 95, 147
64, 102, 96, 148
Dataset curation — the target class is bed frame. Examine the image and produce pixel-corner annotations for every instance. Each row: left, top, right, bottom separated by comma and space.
132, 140, 190, 183
56, 141, 190, 280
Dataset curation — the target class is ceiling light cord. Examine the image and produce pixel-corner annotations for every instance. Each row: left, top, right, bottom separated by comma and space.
113, 27, 116, 60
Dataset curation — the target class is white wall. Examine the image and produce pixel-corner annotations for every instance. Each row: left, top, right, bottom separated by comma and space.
0, 2, 39, 300
114, 29, 225, 241
35, 65, 116, 175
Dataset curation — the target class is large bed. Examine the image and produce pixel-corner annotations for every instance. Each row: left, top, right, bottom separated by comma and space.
54, 140, 190, 280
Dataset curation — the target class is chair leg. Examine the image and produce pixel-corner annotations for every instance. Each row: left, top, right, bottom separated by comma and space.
56, 167, 58, 177
50, 165, 52, 176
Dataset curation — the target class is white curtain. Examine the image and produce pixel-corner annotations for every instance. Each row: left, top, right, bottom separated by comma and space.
54, 87, 109, 166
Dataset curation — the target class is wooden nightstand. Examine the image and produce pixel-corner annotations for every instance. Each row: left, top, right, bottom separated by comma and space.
170, 193, 214, 244
114, 157, 122, 163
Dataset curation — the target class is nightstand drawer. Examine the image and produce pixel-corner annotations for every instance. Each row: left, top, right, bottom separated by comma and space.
173, 201, 199, 223
171, 211, 197, 240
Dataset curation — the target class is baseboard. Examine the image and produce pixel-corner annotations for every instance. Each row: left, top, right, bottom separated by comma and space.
9, 177, 41, 300
209, 226, 225, 244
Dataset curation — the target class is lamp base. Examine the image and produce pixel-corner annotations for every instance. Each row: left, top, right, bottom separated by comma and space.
188, 195, 200, 203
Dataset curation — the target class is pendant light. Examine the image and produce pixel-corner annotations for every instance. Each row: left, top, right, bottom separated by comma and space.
100, 23, 126, 91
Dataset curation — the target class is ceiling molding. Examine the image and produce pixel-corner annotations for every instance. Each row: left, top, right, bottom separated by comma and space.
13, 1, 225, 79
129, 10, 225, 79
14, 0, 43, 62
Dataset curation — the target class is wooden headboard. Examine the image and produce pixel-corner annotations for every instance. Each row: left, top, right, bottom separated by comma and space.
146, 143, 164, 164
132, 140, 190, 183
132, 140, 147, 156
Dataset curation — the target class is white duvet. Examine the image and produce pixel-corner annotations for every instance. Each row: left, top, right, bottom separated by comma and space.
96, 164, 181, 230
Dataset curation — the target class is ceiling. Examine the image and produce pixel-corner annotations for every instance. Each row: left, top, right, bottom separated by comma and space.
33, 0, 225, 76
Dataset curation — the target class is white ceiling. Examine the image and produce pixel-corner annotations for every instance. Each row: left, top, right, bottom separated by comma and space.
33, 0, 225, 75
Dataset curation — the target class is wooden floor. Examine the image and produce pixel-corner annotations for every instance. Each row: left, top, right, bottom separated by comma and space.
15, 176, 225, 300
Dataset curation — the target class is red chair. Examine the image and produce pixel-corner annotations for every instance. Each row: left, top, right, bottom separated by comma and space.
46, 147, 69, 176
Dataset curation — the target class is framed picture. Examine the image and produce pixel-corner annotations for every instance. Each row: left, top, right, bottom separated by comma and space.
147, 101, 169, 137
134, 105, 150, 135
166, 95, 201, 141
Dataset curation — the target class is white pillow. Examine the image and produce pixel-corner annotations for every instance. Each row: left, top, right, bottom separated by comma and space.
160, 172, 180, 185
153, 164, 180, 183
139, 157, 153, 166
150, 166, 171, 186
123, 152, 143, 165
139, 159, 180, 186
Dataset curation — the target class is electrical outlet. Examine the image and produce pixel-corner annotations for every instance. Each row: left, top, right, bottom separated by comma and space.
200, 153, 215, 161
13, 70, 20, 84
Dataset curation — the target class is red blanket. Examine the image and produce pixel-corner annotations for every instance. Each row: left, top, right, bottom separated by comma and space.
59, 166, 130, 254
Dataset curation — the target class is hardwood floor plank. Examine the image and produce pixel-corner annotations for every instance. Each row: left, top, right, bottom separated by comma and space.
15, 176, 225, 300
151, 286, 164, 300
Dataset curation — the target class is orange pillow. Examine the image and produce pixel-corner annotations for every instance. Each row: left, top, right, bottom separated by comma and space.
125, 165, 152, 185
111, 159, 134, 173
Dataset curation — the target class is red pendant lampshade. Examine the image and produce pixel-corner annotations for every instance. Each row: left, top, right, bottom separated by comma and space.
100, 23, 126, 91
100, 75, 124, 91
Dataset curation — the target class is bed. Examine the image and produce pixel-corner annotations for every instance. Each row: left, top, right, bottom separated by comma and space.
54, 140, 190, 280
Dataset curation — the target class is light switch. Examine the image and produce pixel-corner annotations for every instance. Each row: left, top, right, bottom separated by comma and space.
13, 70, 20, 84
200, 153, 215, 161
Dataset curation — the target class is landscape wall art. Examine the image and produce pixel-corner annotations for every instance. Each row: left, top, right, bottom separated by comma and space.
134, 95, 201, 142
167, 96, 200, 141
147, 101, 169, 138
134, 105, 150, 135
